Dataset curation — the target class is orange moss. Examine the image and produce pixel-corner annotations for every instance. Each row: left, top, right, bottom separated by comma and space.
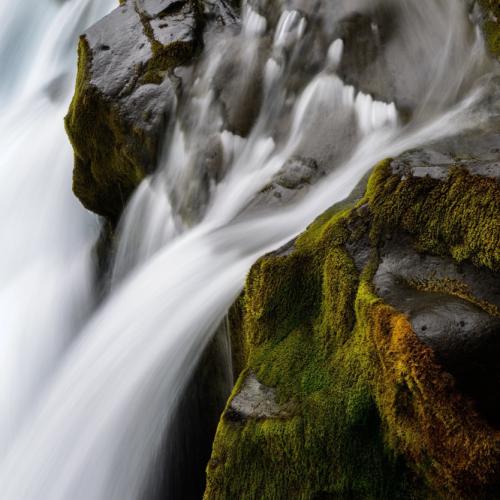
365, 292, 500, 497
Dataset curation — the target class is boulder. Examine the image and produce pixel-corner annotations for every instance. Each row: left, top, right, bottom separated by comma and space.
65, 0, 203, 222
205, 145, 500, 498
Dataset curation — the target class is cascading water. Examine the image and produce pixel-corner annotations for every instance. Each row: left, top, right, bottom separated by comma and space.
0, 0, 497, 499
0, 0, 118, 455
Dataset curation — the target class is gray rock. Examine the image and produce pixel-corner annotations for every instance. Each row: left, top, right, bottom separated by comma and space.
203, 0, 239, 27
244, 156, 324, 213
65, 0, 202, 221
86, 3, 153, 97
390, 127, 500, 182
212, 40, 267, 137
137, 0, 186, 17
374, 238, 500, 424
149, 3, 198, 47
225, 371, 294, 422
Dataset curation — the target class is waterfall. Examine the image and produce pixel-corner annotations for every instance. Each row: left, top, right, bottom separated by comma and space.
0, 0, 118, 455
0, 0, 496, 499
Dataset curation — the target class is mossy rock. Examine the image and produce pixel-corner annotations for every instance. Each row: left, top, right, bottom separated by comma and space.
65, 0, 203, 222
205, 149, 500, 498
479, 0, 500, 59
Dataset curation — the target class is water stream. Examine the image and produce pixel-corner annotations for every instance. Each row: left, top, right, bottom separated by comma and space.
0, 0, 118, 456
0, 0, 496, 498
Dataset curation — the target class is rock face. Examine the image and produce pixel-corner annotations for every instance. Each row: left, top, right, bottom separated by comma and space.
65, 0, 203, 222
205, 150, 500, 498
248, 0, 491, 116
374, 239, 500, 425
65, 0, 498, 225
62, 1, 500, 498
141, 323, 233, 500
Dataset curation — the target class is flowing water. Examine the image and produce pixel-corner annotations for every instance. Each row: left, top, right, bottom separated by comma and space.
0, 0, 497, 498
0, 0, 118, 457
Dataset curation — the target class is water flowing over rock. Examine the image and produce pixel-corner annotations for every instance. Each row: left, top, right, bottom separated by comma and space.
0, 1, 499, 500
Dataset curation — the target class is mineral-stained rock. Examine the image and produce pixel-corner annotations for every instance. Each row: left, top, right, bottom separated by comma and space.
65, 0, 202, 222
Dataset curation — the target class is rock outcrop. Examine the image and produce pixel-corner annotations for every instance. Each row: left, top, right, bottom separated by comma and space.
205, 148, 500, 498
65, 0, 497, 225
65, 0, 204, 222
225, 371, 295, 422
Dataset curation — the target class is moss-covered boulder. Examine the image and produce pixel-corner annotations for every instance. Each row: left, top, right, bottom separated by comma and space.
65, 0, 203, 222
202, 9, 500, 495
204, 139, 500, 498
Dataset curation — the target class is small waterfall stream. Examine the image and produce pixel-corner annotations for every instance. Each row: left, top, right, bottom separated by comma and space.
0, 0, 497, 498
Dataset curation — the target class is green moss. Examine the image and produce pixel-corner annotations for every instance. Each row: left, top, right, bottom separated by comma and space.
141, 39, 199, 84
367, 163, 500, 270
206, 217, 423, 499
479, 0, 500, 59
65, 37, 147, 222
136, 0, 203, 85
205, 163, 500, 499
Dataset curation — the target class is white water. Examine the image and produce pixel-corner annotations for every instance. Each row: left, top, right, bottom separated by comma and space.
0, 0, 121, 462
0, 0, 496, 499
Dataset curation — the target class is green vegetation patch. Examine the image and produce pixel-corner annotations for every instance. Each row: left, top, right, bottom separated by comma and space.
205, 162, 500, 499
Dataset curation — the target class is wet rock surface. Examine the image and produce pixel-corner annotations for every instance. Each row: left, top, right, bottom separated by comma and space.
477, 0, 500, 58
65, 0, 500, 224
244, 156, 324, 213
337, 130, 500, 426
225, 371, 294, 422
249, 0, 491, 115
332, 9, 394, 108
211, 40, 266, 137
137, 0, 188, 17
203, 0, 239, 26
374, 238, 500, 425
65, 0, 203, 221
206, 155, 500, 499
390, 123, 500, 183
